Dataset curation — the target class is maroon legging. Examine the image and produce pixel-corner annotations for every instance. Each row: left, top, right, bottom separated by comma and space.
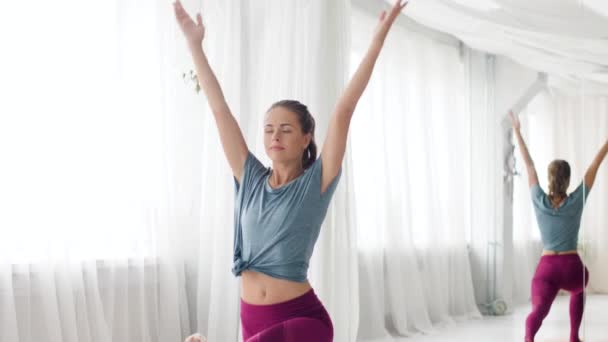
240, 289, 333, 342
525, 254, 589, 342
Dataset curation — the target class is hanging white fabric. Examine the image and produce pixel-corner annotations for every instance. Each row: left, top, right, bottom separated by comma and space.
388, 0, 608, 92
0, 0, 195, 341
351, 8, 481, 340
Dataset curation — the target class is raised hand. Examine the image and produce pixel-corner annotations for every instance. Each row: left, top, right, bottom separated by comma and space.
374, 0, 408, 42
509, 110, 521, 131
509, 110, 538, 186
173, 0, 205, 48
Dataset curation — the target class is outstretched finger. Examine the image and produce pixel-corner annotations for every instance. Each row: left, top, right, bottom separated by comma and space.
173, 2, 183, 17
174, 0, 183, 13
392, 0, 403, 12
174, 1, 189, 19
177, 7, 195, 26
388, 0, 405, 20
196, 13, 202, 26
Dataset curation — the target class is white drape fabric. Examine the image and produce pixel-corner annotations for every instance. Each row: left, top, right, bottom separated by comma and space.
351, 9, 481, 341
0, 1, 194, 341
389, 0, 608, 92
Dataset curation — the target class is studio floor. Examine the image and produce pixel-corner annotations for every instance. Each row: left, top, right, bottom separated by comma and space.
360, 295, 608, 342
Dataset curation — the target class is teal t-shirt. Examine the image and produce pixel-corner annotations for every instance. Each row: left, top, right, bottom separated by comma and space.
531, 181, 590, 252
232, 152, 341, 282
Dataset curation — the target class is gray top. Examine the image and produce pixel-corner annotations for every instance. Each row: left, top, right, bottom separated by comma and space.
232, 152, 341, 282
531, 182, 590, 252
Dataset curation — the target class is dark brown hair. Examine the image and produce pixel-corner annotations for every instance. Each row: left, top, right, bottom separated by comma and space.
268, 100, 317, 169
547, 159, 571, 204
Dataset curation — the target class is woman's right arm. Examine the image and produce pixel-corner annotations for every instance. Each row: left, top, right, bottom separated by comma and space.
174, 0, 248, 182
584, 138, 608, 190
509, 111, 539, 187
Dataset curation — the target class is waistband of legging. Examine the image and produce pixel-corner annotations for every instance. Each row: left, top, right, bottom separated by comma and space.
540, 252, 580, 259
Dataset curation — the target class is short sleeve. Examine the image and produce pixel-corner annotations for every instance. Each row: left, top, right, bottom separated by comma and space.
234, 151, 267, 195
570, 181, 591, 202
307, 157, 342, 200
530, 183, 545, 206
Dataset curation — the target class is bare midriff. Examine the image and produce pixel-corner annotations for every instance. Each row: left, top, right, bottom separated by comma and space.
240, 270, 312, 305
542, 249, 578, 256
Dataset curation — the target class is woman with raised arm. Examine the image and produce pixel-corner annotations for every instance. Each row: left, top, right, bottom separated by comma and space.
173, 1, 407, 341
510, 110, 608, 342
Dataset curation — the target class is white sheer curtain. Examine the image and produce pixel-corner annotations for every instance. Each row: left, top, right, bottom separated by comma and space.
512, 91, 608, 298
350, 8, 481, 341
192, 1, 357, 341
0, 1, 195, 341
511, 94, 548, 304
578, 95, 608, 293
